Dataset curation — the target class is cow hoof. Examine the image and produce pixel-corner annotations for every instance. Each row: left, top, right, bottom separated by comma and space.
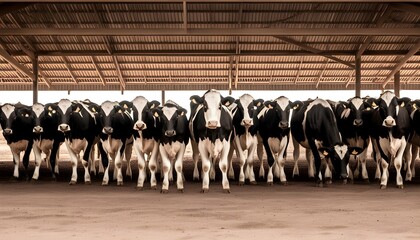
201, 188, 209, 193
342, 179, 347, 185
178, 189, 184, 193
267, 181, 273, 186
136, 186, 144, 191
249, 181, 257, 185
238, 181, 245, 186
117, 181, 123, 186
281, 181, 288, 186
223, 189, 231, 194
363, 178, 370, 184
325, 178, 332, 185
380, 185, 387, 190
316, 181, 323, 188
161, 189, 169, 194
396, 185, 404, 189
69, 180, 77, 185
85, 181, 92, 185
30, 178, 38, 183
9, 177, 19, 182
150, 186, 157, 190
102, 181, 108, 186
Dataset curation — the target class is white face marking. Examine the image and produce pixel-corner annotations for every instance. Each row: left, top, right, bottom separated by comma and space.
381, 91, 395, 107
101, 101, 118, 117
32, 103, 44, 118
1, 104, 15, 118
58, 99, 72, 115
334, 145, 348, 160
239, 94, 254, 121
163, 106, 177, 120
275, 96, 290, 111
204, 91, 222, 127
351, 98, 364, 110
132, 96, 148, 115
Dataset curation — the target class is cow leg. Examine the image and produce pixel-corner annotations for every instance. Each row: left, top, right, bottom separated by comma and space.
148, 142, 159, 190
209, 157, 216, 181
263, 138, 276, 185
114, 143, 125, 186
82, 140, 93, 184
394, 139, 407, 189
309, 142, 323, 187
324, 158, 332, 185
292, 137, 300, 178
404, 143, 413, 181
233, 138, 246, 185
277, 137, 288, 185
89, 145, 97, 176
380, 158, 389, 189
175, 144, 186, 192
306, 149, 315, 179
359, 148, 369, 182
372, 139, 382, 181
159, 145, 171, 193
65, 140, 79, 185
32, 142, 42, 180
257, 137, 265, 179
227, 145, 235, 180
352, 155, 360, 179
125, 141, 133, 179
219, 139, 231, 193
191, 141, 200, 181
246, 139, 258, 184
198, 142, 211, 192
136, 150, 147, 190
102, 151, 112, 186
11, 151, 20, 180
50, 140, 61, 179
411, 145, 418, 178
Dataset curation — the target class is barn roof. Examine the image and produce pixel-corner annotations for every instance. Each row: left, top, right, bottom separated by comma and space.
0, 1, 419, 91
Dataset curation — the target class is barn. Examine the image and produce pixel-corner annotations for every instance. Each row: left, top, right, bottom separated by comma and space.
0, 1, 419, 239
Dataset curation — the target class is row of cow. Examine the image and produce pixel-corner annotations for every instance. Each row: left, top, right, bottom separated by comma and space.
0, 90, 418, 193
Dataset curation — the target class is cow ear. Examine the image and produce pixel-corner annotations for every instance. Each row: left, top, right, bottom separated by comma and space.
291, 101, 302, 110
318, 147, 331, 157
190, 95, 203, 105
349, 147, 363, 156
264, 101, 274, 109
177, 108, 187, 116
151, 108, 162, 118
222, 96, 235, 107
253, 99, 263, 107
148, 100, 160, 109
398, 97, 411, 108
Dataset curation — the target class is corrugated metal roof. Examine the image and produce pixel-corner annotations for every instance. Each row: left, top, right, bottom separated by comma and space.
0, 2, 419, 91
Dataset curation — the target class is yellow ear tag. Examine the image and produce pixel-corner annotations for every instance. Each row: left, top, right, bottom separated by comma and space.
151, 104, 155, 109
414, 103, 417, 109
400, 102, 405, 107
48, 112, 52, 117
352, 150, 358, 155
293, 104, 299, 110
323, 150, 328, 156
372, 102, 377, 107
52, 110, 56, 114
123, 104, 128, 109
91, 107, 96, 112
154, 111, 159, 118
268, 104, 273, 109
191, 98, 197, 104
180, 111, 185, 116
75, 106, 80, 112
118, 109, 122, 113
48, 106, 53, 111
225, 101, 230, 106
256, 102, 261, 107
25, 113, 29, 117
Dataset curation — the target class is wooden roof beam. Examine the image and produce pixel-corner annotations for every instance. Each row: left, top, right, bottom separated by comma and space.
0, 47, 35, 80
182, 1, 187, 29
91, 56, 106, 86
390, 3, 420, 17
382, 39, 420, 88
0, 3, 32, 16
112, 56, 126, 90
1, 28, 419, 36
406, 69, 419, 84
316, 59, 329, 88
61, 57, 78, 84
294, 57, 304, 84
275, 36, 355, 69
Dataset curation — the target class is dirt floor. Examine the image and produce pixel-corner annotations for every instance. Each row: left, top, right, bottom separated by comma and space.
0, 138, 419, 240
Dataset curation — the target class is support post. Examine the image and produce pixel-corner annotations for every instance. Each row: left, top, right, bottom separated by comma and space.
394, 71, 400, 97
32, 55, 38, 104
355, 55, 361, 97
161, 90, 165, 104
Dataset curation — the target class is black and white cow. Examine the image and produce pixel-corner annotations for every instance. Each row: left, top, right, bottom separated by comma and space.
228, 94, 261, 185
258, 96, 299, 185
334, 97, 371, 182
56, 99, 101, 184
98, 101, 134, 186
0, 103, 35, 180
291, 98, 361, 187
31, 103, 65, 180
405, 99, 420, 181
130, 96, 161, 190
153, 100, 189, 193
189, 89, 233, 193
367, 91, 411, 189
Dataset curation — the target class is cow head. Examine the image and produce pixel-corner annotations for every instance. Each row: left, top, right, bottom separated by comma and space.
32, 103, 45, 134
337, 97, 369, 127
265, 96, 301, 130
131, 96, 160, 131
56, 99, 73, 132
41, 103, 61, 133
233, 94, 258, 128
154, 100, 187, 137
374, 91, 410, 128
202, 89, 233, 129
0, 103, 35, 136
319, 145, 362, 180
99, 101, 122, 134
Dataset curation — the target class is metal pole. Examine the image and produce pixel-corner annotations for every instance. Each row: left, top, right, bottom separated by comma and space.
32, 55, 38, 104
161, 90, 165, 104
355, 55, 361, 97
394, 71, 400, 97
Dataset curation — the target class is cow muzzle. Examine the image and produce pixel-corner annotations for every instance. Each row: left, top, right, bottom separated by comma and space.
3, 128, 13, 135
58, 124, 71, 132
353, 119, 363, 126
382, 116, 396, 128
33, 126, 44, 133
206, 120, 219, 129
165, 130, 176, 137
241, 119, 253, 127
279, 121, 289, 129
103, 127, 113, 134
134, 121, 147, 131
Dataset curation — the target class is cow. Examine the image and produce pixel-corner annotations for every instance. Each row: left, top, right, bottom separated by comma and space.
130, 96, 161, 190
31, 103, 65, 180
97, 101, 134, 186
291, 98, 362, 187
333, 97, 371, 182
0, 103, 35, 180
56, 99, 102, 184
258, 96, 300, 185
367, 91, 411, 189
405, 99, 420, 181
228, 94, 261, 185
189, 89, 233, 193
153, 100, 189, 193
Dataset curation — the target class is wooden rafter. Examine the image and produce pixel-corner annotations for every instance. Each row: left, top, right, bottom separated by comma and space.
390, 3, 420, 17
294, 56, 304, 84
0, 3, 32, 16
406, 69, 419, 84
316, 59, 329, 88
91, 56, 106, 86
0, 47, 35, 80
112, 56, 126, 90
182, 1, 187, 29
